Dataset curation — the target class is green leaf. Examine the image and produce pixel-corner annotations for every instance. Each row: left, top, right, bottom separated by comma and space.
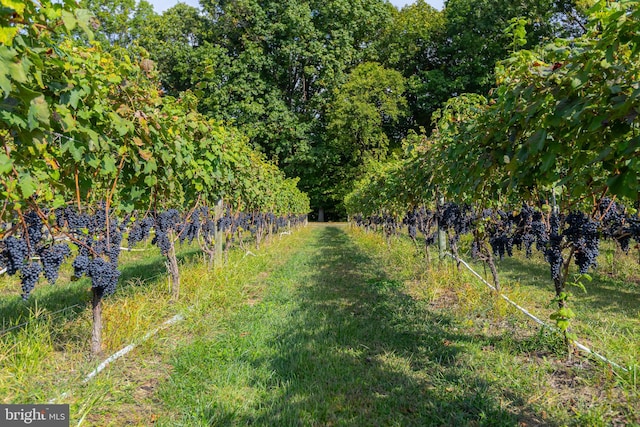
528, 129, 546, 153
557, 307, 575, 319
102, 155, 116, 174
28, 95, 50, 130
144, 175, 157, 186
556, 319, 569, 331
143, 158, 157, 174
0, 27, 19, 46
61, 139, 85, 162
61, 10, 77, 32
19, 174, 37, 198
0, 153, 13, 174
607, 170, 638, 199
75, 9, 94, 40
16, 83, 41, 104
540, 150, 556, 173
68, 88, 83, 109
2, 0, 25, 14
9, 60, 27, 83
0, 73, 11, 97
52, 195, 66, 209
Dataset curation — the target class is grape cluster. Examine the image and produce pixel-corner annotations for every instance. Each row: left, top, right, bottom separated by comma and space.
4, 236, 29, 275
531, 211, 548, 251
545, 235, 563, 282
152, 209, 180, 255
403, 210, 418, 240
88, 257, 120, 295
437, 202, 473, 246
598, 198, 625, 237
73, 254, 90, 278
564, 211, 600, 273
128, 217, 155, 248
487, 210, 514, 259
383, 214, 399, 237
176, 210, 196, 244
219, 209, 234, 233
627, 218, 640, 250
490, 234, 513, 258
512, 205, 536, 257
20, 261, 43, 300
415, 207, 437, 246
596, 197, 637, 252
39, 243, 72, 284
59, 206, 123, 296
24, 211, 43, 248
107, 224, 122, 264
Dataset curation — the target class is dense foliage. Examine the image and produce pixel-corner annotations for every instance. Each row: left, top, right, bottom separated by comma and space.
1, 0, 308, 354
76, 0, 580, 218
345, 0, 640, 348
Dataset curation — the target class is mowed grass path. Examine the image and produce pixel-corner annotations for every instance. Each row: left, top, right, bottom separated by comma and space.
157, 224, 538, 426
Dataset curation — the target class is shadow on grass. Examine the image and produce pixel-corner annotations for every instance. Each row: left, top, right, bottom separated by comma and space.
174, 226, 551, 426
495, 254, 640, 315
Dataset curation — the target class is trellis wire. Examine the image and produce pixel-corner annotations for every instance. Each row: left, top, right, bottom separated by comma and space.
445, 252, 628, 372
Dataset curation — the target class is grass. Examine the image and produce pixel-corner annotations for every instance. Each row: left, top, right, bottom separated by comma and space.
448, 237, 640, 370
1, 223, 638, 425
356, 228, 639, 424
156, 224, 639, 426
0, 228, 307, 423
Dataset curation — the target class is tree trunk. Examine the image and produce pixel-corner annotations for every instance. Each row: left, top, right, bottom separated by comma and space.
424, 238, 431, 265
437, 196, 447, 259
91, 288, 103, 357
485, 245, 500, 292
166, 235, 180, 301
256, 227, 262, 250
214, 199, 224, 267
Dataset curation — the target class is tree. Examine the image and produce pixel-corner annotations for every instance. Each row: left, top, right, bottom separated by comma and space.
135, 3, 206, 95
80, 0, 157, 46
317, 62, 407, 214
377, 0, 445, 130
433, 0, 586, 102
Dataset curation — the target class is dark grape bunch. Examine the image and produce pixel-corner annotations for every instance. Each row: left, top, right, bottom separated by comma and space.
598, 197, 625, 238
438, 202, 472, 248
596, 197, 640, 253
564, 211, 600, 274
415, 207, 437, 246
4, 236, 29, 275
512, 205, 536, 257
152, 209, 181, 255
20, 261, 43, 300
545, 234, 563, 282
383, 214, 399, 238
73, 254, 90, 278
88, 257, 120, 296
24, 211, 43, 248
487, 210, 514, 259
39, 243, 72, 284
58, 205, 123, 296
403, 210, 418, 240
128, 217, 155, 249
531, 211, 549, 252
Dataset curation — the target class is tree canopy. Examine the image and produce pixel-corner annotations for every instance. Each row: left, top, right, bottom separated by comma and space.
65, 0, 598, 218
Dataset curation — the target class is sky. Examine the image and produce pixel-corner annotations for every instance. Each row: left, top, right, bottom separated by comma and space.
148, 0, 444, 15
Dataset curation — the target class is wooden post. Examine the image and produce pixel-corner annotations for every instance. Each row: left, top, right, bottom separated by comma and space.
437, 195, 447, 259
214, 199, 224, 267
91, 287, 103, 356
